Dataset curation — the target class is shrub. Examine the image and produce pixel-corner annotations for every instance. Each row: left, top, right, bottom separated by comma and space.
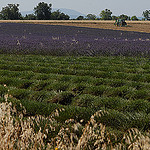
0, 84, 8, 96
125, 99, 150, 113
72, 94, 97, 107
51, 91, 75, 105
93, 97, 123, 110
59, 75, 72, 82
0, 77, 19, 86
70, 83, 88, 94
18, 79, 33, 89
29, 90, 52, 102
106, 86, 133, 99
51, 81, 70, 92
109, 79, 126, 87
134, 89, 149, 100
30, 80, 49, 91
0, 94, 150, 150
8, 88, 31, 100
85, 85, 108, 96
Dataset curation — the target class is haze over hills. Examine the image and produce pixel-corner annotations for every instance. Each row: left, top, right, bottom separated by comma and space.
21, 8, 85, 19
52, 8, 86, 19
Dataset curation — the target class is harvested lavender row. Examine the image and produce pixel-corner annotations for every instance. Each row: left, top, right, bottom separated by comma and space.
0, 23, 150, 56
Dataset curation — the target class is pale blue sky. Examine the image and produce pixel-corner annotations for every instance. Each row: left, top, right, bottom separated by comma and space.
0, 0, 150, 17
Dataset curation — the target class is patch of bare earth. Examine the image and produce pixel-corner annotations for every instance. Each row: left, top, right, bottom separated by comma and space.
0, 20, 150, 33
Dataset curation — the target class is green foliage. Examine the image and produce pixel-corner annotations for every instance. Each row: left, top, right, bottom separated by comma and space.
76, 15, 84, 20
51, 10, 70, 20
51, 91, 74, 105
0, 85, 8, 96
34, 2, 52, 20
119, 14, 129, 20
30, 80, 48, 91
142, 10, 150, 20
24, 14, 36, 20
85, 85, 107, 96
8, 88, 31, 100
0, 4, 22, 20
72, 94, 97, 107
20, 99, 59, 116
112, 15, 118, 20
131, 15, 139, 21
86, 14, 97, 20
96, 110, 149, 130
70, 82, 88, 94
125, 99, 150, 113
29, 90, 53, 102
100, 9, 112, 20
56, 106, 93, 123
0, 55, 150, 133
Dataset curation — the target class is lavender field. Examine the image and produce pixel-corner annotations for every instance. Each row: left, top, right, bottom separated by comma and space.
0, 23, 150, 149
0, 23, 150, 56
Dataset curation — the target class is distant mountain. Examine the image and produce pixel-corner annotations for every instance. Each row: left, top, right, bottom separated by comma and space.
52, 8, 85, 19
137, 17, 144, 20
21, 8, 85, 19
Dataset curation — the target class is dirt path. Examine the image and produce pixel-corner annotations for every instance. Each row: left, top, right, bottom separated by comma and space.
0, 20, 150, 33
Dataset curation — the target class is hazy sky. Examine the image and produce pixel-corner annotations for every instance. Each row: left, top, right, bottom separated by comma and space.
0, 0, 150, 17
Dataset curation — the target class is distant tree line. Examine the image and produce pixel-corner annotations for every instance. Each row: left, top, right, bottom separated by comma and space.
0, 2, 70, 20
78, 9, 141, 21
0, 2, 150, 21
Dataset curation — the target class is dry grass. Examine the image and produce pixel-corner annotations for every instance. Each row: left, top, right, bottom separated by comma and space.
0, 85, 150, 150
0, 20, 150, 33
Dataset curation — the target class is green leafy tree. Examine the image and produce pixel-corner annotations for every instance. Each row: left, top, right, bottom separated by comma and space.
51, 10, 70, 20
0, 4, 22, 20
24, 14, 36, 20
100, 9, 112, 20
142, 10, 150, 20
76, 15, 84, 20
86, 14, 96, 20
131, 16, 139, 21
60, 13, 70, 20
119, 14, 129, 20
34, 2, 52, 20
112, 15, 118, 20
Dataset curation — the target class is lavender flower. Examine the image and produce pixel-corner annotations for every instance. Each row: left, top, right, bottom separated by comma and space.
0, 23, 150, 56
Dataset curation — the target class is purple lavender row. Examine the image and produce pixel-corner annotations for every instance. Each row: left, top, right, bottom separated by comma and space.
0, 23, 150, 56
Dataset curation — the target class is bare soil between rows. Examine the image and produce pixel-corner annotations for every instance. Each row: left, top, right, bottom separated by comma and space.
0, 20, 150, 33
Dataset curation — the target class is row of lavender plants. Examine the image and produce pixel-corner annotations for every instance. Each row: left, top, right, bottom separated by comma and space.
0, 55, 149, 133
1, 95, 150, 149
0, 23, 150, 56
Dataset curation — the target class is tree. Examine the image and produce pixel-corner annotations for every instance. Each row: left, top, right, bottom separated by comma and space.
86, 14, 96, 20
142, 10, 150, 20
0, 4, 22, 20
119, 14, 129, 20
76, 16, 84, 20
51, 10, 70, 20
100, 9, 112, 20
131, 16, 139, 21
34, 2, 52, 20
24, 14, 36, 20
112, 15, 118, 20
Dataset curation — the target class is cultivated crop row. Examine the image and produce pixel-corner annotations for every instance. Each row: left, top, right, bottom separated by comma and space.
0, 23, 150, 56
0, 55, 150, 134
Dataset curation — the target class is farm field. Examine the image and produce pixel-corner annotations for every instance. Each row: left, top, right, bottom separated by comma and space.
0, 23, 150, 149
0, 20, 150, 33
0, 55, 150, 146
0, 23, 150, 57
